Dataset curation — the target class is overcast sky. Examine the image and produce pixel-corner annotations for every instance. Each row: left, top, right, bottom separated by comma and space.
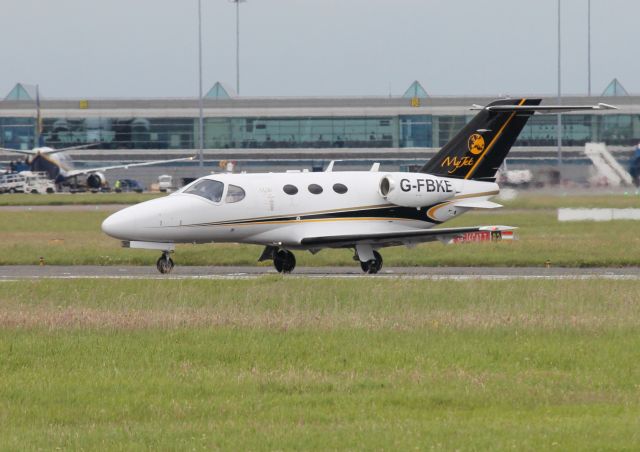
2, 0, 639, 98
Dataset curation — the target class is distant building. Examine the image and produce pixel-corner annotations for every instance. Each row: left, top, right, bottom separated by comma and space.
1, 80, 638, 153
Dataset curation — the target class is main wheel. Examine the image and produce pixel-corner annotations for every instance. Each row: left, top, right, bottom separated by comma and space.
156, 255, 174, 274
360, 251, 383, 274
274, 250, 296, 273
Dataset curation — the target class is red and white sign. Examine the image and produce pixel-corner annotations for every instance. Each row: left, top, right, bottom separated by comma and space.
451, 230, 514, 244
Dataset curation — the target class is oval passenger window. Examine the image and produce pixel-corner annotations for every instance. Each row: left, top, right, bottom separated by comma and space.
333, 183, 348, 194
283, 184, 298, 195
308, 184, 323, 194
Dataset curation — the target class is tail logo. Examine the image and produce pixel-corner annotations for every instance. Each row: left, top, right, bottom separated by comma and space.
468, 134, 485, 155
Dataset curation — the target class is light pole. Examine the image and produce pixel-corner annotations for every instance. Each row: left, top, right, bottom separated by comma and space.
229, 0, 246, 95
587, 0, 591, 96
557, 0, 562, 181
197, 0, 204, 168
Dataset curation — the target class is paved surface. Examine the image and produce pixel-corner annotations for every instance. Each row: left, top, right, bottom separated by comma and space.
2, 265, 639, 281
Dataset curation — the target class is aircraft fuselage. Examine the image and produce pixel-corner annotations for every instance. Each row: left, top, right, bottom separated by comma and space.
101, 171, 498, 248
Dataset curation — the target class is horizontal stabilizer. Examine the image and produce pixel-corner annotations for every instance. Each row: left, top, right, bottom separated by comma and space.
476, 103, 617, 113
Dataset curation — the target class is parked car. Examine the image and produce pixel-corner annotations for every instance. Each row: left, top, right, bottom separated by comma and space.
114, 179, 144, 193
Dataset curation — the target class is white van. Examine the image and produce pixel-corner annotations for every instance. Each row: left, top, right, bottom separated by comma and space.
158, 174, 173, 192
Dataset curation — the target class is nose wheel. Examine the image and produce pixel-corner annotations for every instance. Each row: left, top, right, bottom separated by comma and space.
359, 250, 383, 274
273, 249, 296, 273
156, 252, 175, 274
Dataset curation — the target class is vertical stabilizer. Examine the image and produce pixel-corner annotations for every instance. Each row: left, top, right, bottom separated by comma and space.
421, 98, 541, 180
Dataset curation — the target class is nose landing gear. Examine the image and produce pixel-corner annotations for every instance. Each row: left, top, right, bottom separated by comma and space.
156, 252, 175, 274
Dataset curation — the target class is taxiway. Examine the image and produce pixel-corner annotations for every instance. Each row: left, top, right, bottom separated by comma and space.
1, 265, 639, 281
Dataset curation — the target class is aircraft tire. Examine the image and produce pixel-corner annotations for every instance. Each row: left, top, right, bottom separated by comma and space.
274, 250, 296, 273
360, 251, 383, 274
156, 255, 174, 274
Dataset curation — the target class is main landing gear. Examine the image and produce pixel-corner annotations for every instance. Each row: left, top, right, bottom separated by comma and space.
354, 244, 383, 274
273, 249, 296, 273
156, 251, 175, 274
359, 250, 383, 274
258, 246, 296, 273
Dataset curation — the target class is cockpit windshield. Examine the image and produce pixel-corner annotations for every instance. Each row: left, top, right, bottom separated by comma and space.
184, 179, 224, 202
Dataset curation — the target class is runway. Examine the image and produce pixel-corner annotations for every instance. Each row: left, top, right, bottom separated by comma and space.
2, 265, 640, 281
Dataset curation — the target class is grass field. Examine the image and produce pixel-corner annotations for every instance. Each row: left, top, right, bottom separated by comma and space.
1, 208, 639, 267
1, 278, 639, 449
0, 192, 163, 206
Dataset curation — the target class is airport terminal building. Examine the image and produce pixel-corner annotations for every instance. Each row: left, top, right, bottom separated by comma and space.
1, 80, 639, 180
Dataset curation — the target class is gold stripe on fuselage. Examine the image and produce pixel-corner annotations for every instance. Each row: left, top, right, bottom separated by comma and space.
187, 202, 396, 227
218, 216, 415, 227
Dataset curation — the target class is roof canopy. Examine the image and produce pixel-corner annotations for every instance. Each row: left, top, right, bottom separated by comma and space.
205, 82, 235, 100
402, 80, 428, 99
601, 78, 629, 97
5, 83, 38, 101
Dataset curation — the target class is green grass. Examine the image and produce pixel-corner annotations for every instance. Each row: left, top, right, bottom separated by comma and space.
498, 191, 640, 209
1, 278, 639, 449
0, 192, 163, 206
1, 208, 639, 266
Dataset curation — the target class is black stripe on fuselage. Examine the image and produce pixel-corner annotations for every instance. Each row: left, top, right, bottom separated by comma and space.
181, 204, 444, 228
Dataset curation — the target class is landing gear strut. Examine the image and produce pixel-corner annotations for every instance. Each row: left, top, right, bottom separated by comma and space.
273, 249, 296, 273
359, 250, 383, 274
156, 252, 174, 274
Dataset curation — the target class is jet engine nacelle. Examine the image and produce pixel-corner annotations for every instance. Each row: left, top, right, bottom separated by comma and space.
379, 173, 455, 208
86, 172, 106, 189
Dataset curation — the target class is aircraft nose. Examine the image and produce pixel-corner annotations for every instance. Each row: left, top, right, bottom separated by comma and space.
101, 208, 136, 240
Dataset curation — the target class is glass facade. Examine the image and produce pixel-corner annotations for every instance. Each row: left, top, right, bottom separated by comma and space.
1, 113, 639, 150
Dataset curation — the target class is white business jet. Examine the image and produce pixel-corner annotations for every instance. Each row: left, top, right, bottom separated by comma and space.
0, 145, 192, 189
102, 98, 615, 274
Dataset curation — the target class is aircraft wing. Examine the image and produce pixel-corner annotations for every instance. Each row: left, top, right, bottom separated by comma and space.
300, 225, 516, 249
0, 147, 36, 155
65, 156, 195, 177
0, 144, 99, 156
41, 144, 102, 154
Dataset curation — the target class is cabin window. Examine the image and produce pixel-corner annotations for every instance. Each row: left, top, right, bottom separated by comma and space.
283, 184, 298, 195
308, 184, 323, 194
225, 184, 245, 203
332, 183, 348, 194
184, 179, 224, 202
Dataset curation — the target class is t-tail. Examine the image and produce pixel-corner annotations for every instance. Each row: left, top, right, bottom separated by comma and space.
420, 98, 617, 181
420, 98, 541, 181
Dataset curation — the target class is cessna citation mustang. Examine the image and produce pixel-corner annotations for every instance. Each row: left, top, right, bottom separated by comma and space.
102, 98, 615, 274
0, 145, 192, 189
